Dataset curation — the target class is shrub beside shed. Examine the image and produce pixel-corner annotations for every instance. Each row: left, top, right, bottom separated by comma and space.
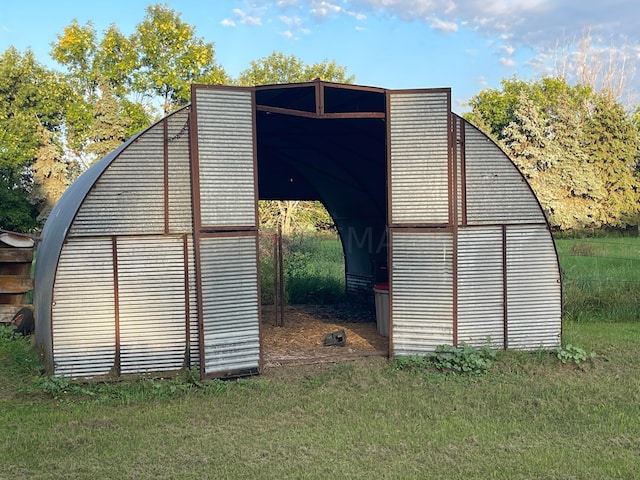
34, 81, 562, 380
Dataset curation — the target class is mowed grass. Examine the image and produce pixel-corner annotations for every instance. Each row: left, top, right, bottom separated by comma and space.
555, 235, 640, 322
1, 234, 639, 479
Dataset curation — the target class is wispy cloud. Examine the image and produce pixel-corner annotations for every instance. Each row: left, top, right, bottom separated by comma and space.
279, 15, 311, 39
429, 17, 458, 34
220, 18, 236, 27
232, 8, 263, 26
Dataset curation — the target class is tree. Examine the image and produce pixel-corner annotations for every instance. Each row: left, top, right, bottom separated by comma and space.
29, 126, 71, 223
132, 3, 228, 114
0, 47, 68, 230
238, 52, 353, 233
238, 51, 354, 86
583, 94, 640, 227
469, 74, 640, 230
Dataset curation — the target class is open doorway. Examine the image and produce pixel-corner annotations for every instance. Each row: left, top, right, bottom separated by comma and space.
253, 82, 390, 365
257, 201, 388, 366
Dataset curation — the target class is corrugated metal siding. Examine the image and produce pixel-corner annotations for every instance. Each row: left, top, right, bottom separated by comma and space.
346, 273, 375, 299
464, 121, 545, 225
457, 227, 504, 347
117, 236, 187, 374
52, 238, 116, 378
186, 235, 200, 367
167, 109, 193, 233
456, 116, 465, 225
391, 231, 453, 355
506, 225, 561, 349
389, 92, 450, 225
70, 123, 166, 236
200, 235, 260, 375
195, 89, 256, 227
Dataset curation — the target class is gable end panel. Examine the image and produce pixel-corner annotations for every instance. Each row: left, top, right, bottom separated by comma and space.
70, 123, 166, 236
167, 108, 194, 233
457, 226, 504, 347
464, 122, 546, 225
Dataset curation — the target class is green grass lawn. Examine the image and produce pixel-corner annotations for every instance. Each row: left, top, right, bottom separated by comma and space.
1, 234, 639, 479
555, 235, 640, 322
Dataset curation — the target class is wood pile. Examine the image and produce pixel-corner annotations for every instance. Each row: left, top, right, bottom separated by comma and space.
0, 231, 36, 325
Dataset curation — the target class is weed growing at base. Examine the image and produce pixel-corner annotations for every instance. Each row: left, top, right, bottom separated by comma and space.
390, 342, 498, 375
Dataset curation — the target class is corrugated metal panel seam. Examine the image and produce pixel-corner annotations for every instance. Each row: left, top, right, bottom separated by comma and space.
163, 118, 169, 233
112, 236, 121, 375
182, 234, 192, 368
502, 225, 508, 349
449, 107, 458, 346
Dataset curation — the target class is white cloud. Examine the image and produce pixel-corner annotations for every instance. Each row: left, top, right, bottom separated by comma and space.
278, 14, 311, 39
429, 17, 458, 34
232, 8, 263, 26
501, 44, 515, 56
500, 56, 516, 67
220, 18, 236, 27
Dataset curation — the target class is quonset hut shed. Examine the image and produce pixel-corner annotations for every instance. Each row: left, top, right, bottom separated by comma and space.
34, 80, 562, 379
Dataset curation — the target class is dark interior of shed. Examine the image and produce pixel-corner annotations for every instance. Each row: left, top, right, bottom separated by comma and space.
253, 82, 390, 362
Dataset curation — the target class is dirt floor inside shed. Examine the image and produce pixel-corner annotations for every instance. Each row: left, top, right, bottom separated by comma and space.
261, 303, 388, 367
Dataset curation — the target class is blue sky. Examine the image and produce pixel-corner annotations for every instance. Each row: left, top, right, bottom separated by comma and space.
1, 0, 638, 112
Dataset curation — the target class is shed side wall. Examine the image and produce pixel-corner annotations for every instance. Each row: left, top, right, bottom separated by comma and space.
457, 226, 504, 347
506, 225, 562, 348
117, 236, 188, 374
390, 230, 454, 355
52, 238, 116, 378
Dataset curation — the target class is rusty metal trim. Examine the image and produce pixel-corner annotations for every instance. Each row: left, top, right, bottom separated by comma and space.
256, 104, 385, 119
163, 117, 170, 234
189, 86, 206, 378
111, 236, 121, 376
182, 234, 191, 368
502, 224, 508, 349
459, 118, 468, 226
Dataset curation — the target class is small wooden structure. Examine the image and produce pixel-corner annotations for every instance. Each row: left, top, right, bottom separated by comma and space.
0, 230, 36, 324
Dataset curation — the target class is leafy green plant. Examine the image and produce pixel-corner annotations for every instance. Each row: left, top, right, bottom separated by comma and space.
389, 343, 497, 375
429, 342, 497, 375
556, 344, 595, 365
388, 355, 431, 372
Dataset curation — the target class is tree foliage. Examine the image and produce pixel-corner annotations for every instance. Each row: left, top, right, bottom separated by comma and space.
132, 4, 227, 114
238, 51, 354, 86
0, 47, 68, 231
468, 76, 640, 230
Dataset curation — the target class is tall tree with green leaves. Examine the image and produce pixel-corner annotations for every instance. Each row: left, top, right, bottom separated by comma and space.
0, 47, 68, 230
237, 52, 353, 233
132, 3, 228, 114
469, 76, 639, 230
583, 94, 640, 227
238, 51, 354, 86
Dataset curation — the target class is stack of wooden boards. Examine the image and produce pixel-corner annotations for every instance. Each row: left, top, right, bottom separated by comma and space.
0, 231, 35, 326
